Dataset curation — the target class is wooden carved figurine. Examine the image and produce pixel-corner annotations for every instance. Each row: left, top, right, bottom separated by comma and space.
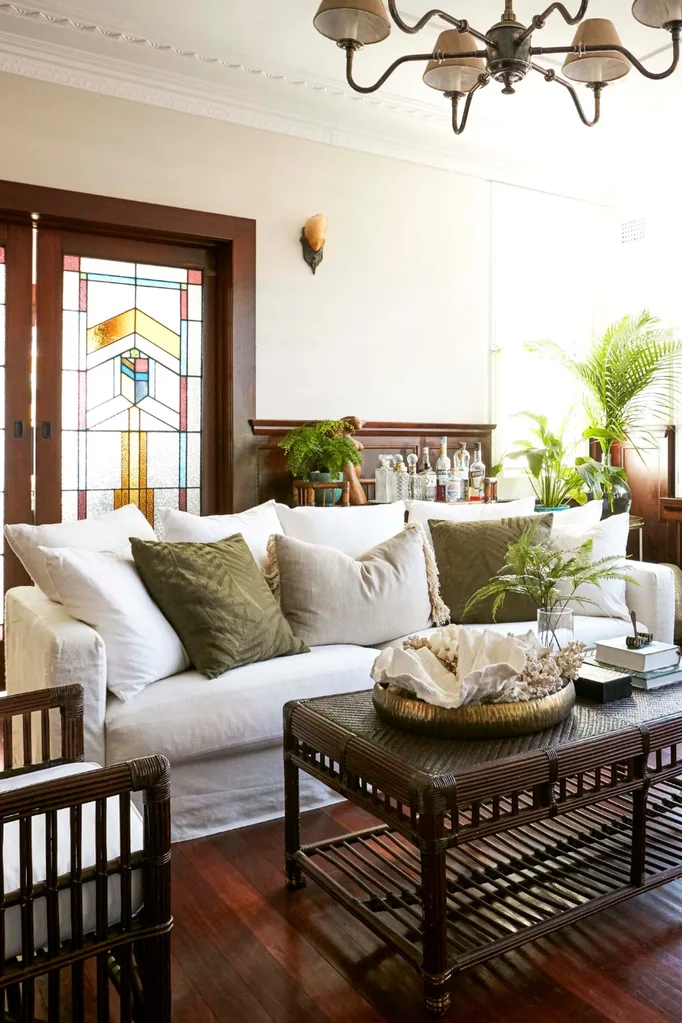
341, 416, 368, 505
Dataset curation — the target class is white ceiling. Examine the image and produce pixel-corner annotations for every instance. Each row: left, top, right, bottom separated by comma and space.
0, 0, 679, 200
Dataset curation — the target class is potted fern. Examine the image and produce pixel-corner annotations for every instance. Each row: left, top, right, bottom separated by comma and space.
279, 420, 363, 506
465, 524, 634, 650
527, 312, 682, 517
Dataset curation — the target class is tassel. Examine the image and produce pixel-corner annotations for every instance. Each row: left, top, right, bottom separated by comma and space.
405, 522, 450, 626
264, 534, 281, 602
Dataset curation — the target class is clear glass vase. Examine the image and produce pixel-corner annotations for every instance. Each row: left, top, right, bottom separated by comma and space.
537, 608, 574, 651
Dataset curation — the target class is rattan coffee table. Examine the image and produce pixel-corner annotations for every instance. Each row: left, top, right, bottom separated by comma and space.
284, 687, 682, 1015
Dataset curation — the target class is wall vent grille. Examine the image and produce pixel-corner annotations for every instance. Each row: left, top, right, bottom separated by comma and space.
621, 219, 645, 244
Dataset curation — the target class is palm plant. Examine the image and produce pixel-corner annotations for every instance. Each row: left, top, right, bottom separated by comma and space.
527, 311, 682, 458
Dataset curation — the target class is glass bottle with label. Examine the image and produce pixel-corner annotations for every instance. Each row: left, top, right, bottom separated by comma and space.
435, 437, 450, 503
469, 442, 486, 501
420, 447, 437, 502
454, 442, 470, 503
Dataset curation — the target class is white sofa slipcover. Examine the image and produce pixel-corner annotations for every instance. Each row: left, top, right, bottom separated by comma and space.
5, 559, 675, 842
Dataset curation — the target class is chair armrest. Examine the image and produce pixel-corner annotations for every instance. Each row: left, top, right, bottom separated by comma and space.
5, 588, 107, 765
626, 562, 675, 643
0, 684, 84, 776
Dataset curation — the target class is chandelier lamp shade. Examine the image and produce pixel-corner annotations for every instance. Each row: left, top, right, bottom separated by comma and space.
313, 0, 682, 134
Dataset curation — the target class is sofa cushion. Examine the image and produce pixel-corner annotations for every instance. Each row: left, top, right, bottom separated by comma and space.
378, 615, 650, 652
160, 500, 283, 572
131, 534, 308, 679
5, 504, 156, 602
553, 512, 631, 620
429, 514, 554, 624
268, 524, 448, 648
0, 761, 143, 959
40, 547, 189, 703
105, 644, 378, 766
408, 497, 536, 539
276, 502, 406, 556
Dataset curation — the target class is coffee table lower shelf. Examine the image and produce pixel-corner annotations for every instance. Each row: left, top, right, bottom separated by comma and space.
287, 779, 682, 1014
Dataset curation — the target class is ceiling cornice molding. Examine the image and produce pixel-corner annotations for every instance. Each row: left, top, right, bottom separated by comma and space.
0, 29, 613, 204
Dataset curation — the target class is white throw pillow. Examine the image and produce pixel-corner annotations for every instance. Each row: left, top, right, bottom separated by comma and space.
160, 501, 282, 572
40, 547, 190, 703
409, 497, 536, 539
553, 513, 630, 620
276, 502, 406, 558
268, 524, 448, 648
5, 505, 156, 602
548, 501, 604, 530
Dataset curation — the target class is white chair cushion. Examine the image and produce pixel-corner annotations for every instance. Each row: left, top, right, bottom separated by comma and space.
0, 761, 144, 960
40, 547, 189, 703
275, 502, 406, 557
105, 644, 378, 766
160, 501, 283, 572
5, 505, 156, 602
378, 615, 648, 651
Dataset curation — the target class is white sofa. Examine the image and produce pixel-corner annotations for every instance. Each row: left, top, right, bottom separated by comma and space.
5, 555, 674, 843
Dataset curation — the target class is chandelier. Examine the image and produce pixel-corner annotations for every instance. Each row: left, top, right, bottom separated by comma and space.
312, 1, 681, 133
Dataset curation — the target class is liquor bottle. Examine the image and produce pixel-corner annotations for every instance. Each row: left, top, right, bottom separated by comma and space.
420, 447, 437, 502
406, 453, 421, 500
393, 454, 410, 502
454, 442, 470, 501
469, 442, 486, 501
375, 454, 392, 503
435, 437, 450, 503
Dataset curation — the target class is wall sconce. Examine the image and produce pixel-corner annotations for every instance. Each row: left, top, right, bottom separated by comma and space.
301, 214, 327, 274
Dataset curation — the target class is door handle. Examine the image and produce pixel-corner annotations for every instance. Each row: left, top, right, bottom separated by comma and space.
41, 421, 52, 440
13, 420, 24, 438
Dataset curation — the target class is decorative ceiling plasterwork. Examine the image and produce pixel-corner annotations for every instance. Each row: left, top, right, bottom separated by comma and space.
0, 3, 627, 201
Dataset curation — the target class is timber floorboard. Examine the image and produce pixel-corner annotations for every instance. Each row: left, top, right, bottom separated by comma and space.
166, 801, 682, 1022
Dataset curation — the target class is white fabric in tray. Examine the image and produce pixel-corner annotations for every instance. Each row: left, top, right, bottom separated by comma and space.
0, 761, 144, 960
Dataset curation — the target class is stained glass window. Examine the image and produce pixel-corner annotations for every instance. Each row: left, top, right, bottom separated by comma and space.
62, 256, 203, 533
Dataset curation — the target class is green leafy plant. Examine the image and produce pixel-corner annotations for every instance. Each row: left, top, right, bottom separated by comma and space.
505, 412, 588, 508
465, 523, 635, 621
573, 455, 629, 512
527, 311, 682, 457
279, 420, 363, 479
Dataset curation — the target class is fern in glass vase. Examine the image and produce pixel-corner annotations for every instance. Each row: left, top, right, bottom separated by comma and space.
465, 524, 635, 649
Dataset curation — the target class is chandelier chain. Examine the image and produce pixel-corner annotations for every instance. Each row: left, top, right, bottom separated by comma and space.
0, 2, 447, 123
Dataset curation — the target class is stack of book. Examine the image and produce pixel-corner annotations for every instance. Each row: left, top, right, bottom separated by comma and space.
592, 637, 682, 690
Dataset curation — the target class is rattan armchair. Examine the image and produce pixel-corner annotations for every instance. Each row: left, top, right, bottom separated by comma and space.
0, 684, 171, 1022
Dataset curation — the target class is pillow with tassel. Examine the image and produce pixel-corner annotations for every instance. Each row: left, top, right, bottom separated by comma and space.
266, 523, 449, 648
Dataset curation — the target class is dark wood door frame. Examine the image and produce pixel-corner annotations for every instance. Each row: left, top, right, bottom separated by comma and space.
0, 180, 257, 512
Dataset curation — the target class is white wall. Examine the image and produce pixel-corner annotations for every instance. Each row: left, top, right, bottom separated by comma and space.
0, 72, 614, 428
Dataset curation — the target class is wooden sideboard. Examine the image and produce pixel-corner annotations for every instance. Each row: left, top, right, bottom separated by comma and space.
250, 421, 496, 506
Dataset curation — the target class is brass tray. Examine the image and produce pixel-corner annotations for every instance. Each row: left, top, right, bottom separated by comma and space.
372, 680, 576, 740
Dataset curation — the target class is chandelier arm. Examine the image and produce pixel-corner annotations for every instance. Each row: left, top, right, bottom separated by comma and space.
516, 2, 589, 45
531, 63, 602, 127
530, 25, 681, 80
385, 0, 495, 47
344, 42, 487, 94
450, 75, 489, 135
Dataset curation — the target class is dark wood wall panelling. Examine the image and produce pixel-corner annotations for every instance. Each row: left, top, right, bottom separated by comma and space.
251, 421, 496, 505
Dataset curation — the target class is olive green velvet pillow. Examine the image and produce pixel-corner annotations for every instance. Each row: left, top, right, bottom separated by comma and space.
429, 514, 554, 625
130, 534, 308, 679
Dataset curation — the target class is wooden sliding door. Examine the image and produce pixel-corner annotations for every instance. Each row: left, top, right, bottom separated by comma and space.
35, 230, 218, 531
0, 223, 33, 607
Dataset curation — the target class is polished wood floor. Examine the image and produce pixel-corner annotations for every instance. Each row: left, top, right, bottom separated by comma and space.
170, 800, 682, 1023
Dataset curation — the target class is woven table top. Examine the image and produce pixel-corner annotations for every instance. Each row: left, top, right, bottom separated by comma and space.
295, 685, 682, 778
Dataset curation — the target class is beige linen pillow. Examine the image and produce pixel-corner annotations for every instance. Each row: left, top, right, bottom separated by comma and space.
267, 524, 449, 648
